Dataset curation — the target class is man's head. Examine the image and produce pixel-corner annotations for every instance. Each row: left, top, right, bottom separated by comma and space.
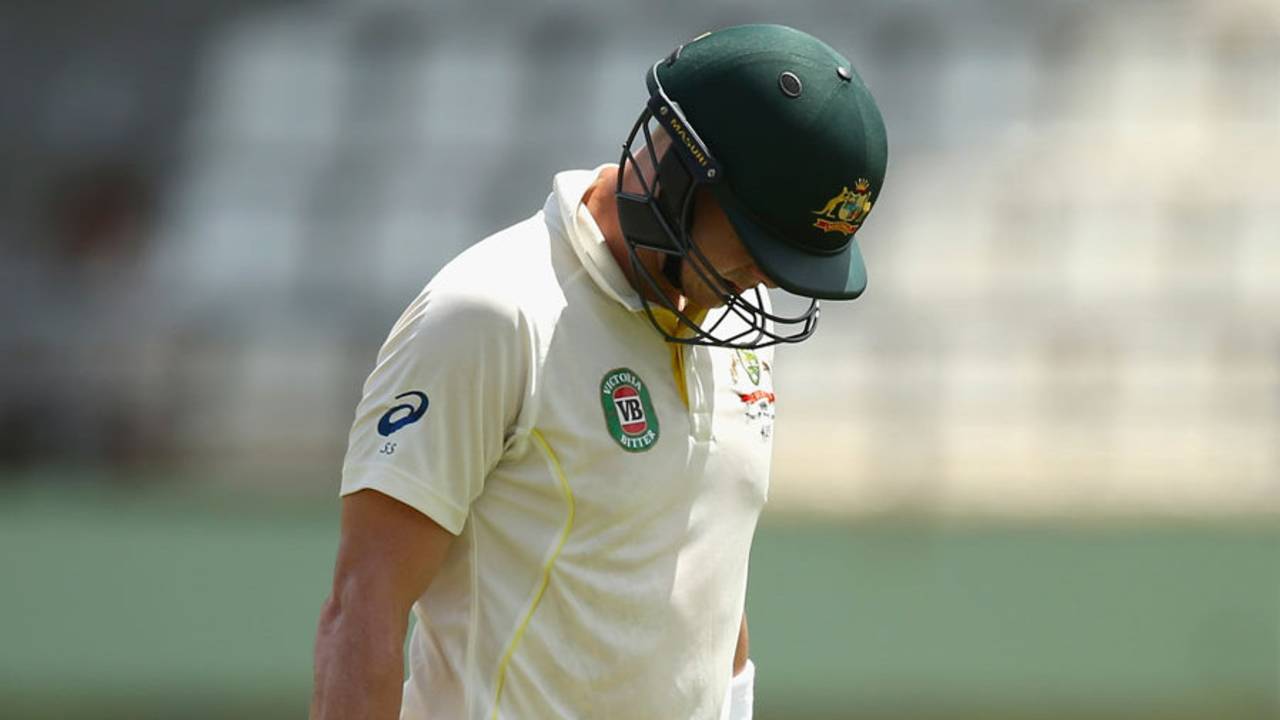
616, 130, 776, 317
681, 187, 778, 313
615, 24, 889, 349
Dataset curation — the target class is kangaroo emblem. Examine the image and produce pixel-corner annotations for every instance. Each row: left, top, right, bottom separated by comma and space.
811, 179, 873, 236
813, 186, 858, 218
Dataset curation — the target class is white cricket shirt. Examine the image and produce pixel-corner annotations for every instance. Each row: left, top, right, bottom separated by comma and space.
341, 166, 778, 719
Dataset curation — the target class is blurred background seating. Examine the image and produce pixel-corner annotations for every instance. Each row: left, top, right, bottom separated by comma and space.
4, 0, 1276, 509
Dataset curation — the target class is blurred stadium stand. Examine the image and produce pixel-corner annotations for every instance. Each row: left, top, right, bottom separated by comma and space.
3, 0, 1275, 515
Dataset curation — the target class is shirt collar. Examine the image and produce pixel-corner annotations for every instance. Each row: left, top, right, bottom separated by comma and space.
547, 165, 643, 312
545, 166, 706, 340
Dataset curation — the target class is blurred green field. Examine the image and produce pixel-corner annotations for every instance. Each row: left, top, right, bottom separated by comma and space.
1, 483, 1276, 719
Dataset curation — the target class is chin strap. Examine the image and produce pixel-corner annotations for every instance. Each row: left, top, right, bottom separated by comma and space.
655, 146, 693, 294
662, 253, 684, 291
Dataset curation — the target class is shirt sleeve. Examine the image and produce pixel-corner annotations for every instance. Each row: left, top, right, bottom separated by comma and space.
340, 282, 532, 535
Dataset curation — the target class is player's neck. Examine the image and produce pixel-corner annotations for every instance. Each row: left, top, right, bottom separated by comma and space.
584, 167, 687, 312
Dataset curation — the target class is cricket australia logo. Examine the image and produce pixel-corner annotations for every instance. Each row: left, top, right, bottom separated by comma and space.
599, 368, 660, 452
812, 178, 873, 237
731, 350, 776, 441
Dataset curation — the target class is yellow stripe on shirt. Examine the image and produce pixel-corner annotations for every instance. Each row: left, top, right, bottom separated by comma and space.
490, 429, 576, 719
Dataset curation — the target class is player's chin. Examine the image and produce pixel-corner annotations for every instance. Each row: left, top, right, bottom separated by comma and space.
701, 285, 747, 311
688, 282, 742, 312
687, 288, 728, 313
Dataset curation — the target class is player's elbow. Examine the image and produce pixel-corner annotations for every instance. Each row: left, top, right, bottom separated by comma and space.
318, 571, 413, 644
312, 584, 410, 678
313, 592, 353, 660
315, 592, 345, 637
317, 579, 373, 637
310, 585, 409, 720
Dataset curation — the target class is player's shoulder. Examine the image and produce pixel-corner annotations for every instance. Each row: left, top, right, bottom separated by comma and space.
427, 212, 564, 317
384, 211, 565, 360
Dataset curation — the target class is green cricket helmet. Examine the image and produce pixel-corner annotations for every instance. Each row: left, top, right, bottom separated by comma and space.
616, 24, 889, 348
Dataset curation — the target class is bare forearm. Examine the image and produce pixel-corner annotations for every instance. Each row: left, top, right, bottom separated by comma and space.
733, 613, 749, 675
310, 596, 409, 720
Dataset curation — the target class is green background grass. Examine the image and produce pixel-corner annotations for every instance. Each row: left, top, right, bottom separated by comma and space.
1, 484, 1276, 719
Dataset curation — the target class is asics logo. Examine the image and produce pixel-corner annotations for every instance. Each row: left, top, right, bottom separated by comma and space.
377, 391, 429, 437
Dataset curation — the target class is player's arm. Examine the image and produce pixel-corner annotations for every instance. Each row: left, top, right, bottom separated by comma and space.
310, 489, 454, 720
311, 279, 529, 719
733, 612, 749, 674
722, 612, 755, 718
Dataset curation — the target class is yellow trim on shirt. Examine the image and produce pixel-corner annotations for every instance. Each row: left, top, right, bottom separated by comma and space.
670, 340, 689, 407
648, 306, 708, 409
490, 429, 576, 719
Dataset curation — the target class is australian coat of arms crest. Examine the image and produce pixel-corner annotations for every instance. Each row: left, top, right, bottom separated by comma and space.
730, 349, 776, 441
812, 178, 873, 236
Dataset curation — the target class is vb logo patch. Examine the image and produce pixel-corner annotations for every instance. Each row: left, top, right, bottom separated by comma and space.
599, 368, 659, 452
